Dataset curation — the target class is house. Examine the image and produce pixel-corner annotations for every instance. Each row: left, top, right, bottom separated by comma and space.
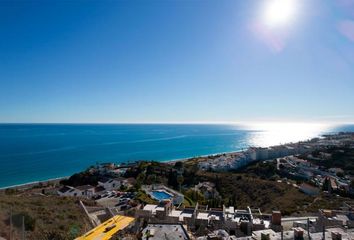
122, 177, 136, 188
141, 224, 190, 240
97, 162, 116, 174
195, 182, 219, 199
57, 185, 95, 198
94, 186, 106, 195
98, 178, 122, 190
57, 186, 82, 197
76, 185, 96, 198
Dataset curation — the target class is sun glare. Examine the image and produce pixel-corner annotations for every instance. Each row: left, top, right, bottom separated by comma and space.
262, 0, 298, 28
244, 122, 331, 147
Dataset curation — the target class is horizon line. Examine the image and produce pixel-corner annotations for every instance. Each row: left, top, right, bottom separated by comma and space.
1, 121, 354, 125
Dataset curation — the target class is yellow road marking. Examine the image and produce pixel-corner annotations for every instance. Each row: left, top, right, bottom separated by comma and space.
76, 215, 135, 240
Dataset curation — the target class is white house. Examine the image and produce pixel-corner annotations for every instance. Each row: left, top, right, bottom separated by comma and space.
98, 178, 122, 190
57, 185, 96, 198
57, 186, 81, 197
76, 185, 96, 198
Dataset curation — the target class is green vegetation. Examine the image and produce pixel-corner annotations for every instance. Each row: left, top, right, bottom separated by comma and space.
182, 195, 195, 207
126, 158, 354, 215
195, 171, 312, 214
124, 161, 186, 191
302, 146, 354, 174
237, 160, 278, 179
60, 169, 100, 187
135, 190, 158, 205
306, 194, 350, 213
0, 192, 92, 240
184, 189, 205, 205
125, 161, 314, 215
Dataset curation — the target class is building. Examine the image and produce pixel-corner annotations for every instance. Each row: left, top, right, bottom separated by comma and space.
57, 185, 95, 198
136, 202, 269, 237
97, 162, 116, 174
98, 177, 122, 190
57, 185, 81, 197
316, 209, 354, 230
141, 223, 190, 240
195, 182, 219, 199
76, 185, 96, 198
122, 177, 136, 188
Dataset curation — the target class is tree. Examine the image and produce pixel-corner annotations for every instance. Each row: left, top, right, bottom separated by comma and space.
146, 174, 157, 184
336, 172, 344, 178
12, 212, 36, 231
174, 161, 184, 169
177, 175, 184, 191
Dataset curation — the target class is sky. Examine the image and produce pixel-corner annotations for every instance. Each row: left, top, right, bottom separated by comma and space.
1, 0, 354, 124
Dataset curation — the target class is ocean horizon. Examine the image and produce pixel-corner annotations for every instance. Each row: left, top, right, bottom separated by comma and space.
1, 123, 354, 188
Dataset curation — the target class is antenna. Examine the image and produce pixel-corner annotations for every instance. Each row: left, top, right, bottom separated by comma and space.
307, 218, 311, 240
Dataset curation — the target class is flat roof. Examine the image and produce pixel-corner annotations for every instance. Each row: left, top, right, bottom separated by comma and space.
142, 224, 189, 240
197, 212, 209, 220
143, 204, 165, 214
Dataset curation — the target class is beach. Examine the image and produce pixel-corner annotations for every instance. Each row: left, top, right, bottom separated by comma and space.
1, 123, 354, 188
0, 176, 68, 191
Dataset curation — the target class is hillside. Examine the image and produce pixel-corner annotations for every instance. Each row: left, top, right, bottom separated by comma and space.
0, 191, 92, 240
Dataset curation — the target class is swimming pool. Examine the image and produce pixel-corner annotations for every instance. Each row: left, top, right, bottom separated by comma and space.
151, 190, 173, 201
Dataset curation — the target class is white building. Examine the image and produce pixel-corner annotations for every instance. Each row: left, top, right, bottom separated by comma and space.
57, 185, 96, 198
57, 186, 81, 197
98, 178, 122, 190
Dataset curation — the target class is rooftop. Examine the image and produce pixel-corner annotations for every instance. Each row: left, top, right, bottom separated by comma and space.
142, 224, 190, 240
76, 185, 95, 191
58, 185, 74, 193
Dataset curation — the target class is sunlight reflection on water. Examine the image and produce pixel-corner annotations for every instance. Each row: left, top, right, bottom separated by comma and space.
240, 122, 331, 147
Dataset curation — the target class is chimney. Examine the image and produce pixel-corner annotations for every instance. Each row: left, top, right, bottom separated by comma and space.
331, 231, 342, 240
293, 227, 304, 240
271, 211, 282, 225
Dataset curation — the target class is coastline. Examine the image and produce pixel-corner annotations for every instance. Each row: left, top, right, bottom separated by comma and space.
0, 150, 244, 190
162, 149, 246, 165
0, 144, 296, 190
0, 176, 69, 191
1, 131, 346, 190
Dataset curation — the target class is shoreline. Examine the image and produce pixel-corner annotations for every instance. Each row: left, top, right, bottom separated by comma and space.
1, 132, 346, 190
0, 176, 69, 191
0, 149, 246, 190
162, 149, 246, 165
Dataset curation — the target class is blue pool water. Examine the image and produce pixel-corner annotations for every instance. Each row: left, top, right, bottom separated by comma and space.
152, 190, 173, 200
0, 123, 353, 188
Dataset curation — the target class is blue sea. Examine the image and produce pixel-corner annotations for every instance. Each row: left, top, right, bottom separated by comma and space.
0, 123, 353, 188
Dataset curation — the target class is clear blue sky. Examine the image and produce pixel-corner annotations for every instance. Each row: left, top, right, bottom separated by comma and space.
1, 0, 354, 123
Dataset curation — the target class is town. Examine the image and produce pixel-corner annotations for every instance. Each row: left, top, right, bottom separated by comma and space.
1, 132, 354, 240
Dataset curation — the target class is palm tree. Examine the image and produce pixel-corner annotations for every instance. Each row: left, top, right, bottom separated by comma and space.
177, 175, 184, 192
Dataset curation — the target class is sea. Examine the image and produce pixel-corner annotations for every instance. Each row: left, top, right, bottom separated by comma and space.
0, 123, 353, 188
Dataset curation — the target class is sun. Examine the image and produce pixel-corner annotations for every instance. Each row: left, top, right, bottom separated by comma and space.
262, 0, 298, 28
